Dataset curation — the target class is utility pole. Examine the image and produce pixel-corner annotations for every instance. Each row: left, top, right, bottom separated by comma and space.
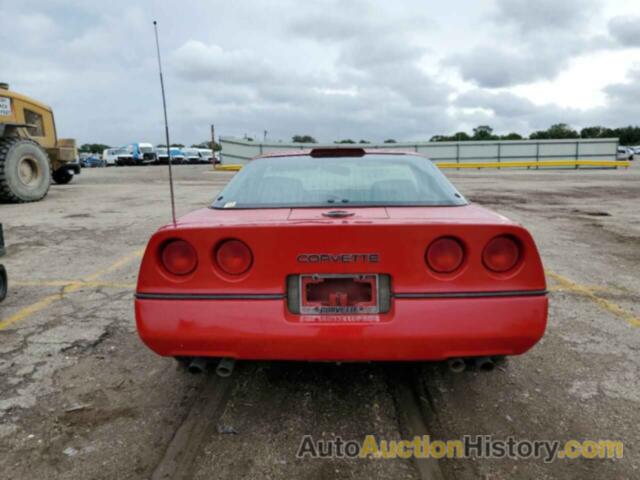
210, 124, 216, 169
263, 130, 268, 142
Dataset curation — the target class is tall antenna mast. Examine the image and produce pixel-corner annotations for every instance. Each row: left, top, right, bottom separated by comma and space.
153, 20, 177, 225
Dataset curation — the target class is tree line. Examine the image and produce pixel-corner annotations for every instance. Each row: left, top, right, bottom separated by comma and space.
290, 124, 640, 145
429, 124, 640, 145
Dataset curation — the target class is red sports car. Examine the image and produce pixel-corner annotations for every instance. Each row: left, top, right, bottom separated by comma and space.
135, 148, 547, 365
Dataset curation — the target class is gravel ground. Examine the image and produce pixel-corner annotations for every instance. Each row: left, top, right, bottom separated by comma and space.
0, 163, 638, 479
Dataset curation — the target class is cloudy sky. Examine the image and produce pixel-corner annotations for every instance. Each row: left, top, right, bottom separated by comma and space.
1, 0, 639, 146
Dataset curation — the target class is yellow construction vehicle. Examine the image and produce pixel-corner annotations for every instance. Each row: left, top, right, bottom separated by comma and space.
0, 82, 79, 202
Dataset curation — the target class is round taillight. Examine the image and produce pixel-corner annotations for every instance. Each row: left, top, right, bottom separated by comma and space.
426, 237, 464, 273
215, 239, 253, 275
483, 236, 520, 272
161, 239, 197, 275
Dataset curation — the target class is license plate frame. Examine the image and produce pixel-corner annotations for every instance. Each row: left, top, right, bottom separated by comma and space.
298, 273, 380, 315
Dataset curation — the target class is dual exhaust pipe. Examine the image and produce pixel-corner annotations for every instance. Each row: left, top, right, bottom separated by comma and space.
447, 356, 501, 373
186, 357, 236, 377
185, 356, 499, 375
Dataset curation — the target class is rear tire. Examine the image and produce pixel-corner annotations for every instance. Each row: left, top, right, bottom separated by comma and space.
0, 137, 51, 203
52, 169, 74, 184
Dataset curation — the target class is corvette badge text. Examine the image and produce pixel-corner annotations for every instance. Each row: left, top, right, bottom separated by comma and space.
296, 435, 623, 463
297, 253, 380, 263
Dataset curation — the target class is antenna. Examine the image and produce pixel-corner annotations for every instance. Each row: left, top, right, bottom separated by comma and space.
153, 20, 177, 225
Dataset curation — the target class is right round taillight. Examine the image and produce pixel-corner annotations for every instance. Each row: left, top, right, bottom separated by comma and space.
160, 239, 198, 276
215, 239, 253, 275
426, 237, 465, 273
483, 235, 520, 273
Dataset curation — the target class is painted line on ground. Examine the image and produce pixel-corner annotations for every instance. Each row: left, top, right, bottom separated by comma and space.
0, 248, 143, 331
546, 270, 640, 328
12, 280, 136, 289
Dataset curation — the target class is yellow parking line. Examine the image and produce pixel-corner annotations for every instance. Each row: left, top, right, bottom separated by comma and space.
0, 249, 143, 331
12, 280, 136, 289
546, 270, 640, 328
0, 294, 62, 331
84, 248, 144, 281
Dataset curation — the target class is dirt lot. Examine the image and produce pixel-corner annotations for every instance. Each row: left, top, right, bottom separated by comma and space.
1, 163, 638, 479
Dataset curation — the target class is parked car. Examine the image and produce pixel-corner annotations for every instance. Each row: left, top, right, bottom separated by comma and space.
126, 143, 156, 165
182, 148, 203, 164
616, 146, 634, 161
102, 147, 133, 166
80, 155, 106, 168
197, 148, 220, 164
135, 148, 548, 366
102, 148, 118, 166
156, 147, 185, 165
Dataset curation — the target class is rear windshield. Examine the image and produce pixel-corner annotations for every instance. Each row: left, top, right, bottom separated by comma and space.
212, 154, 466, 208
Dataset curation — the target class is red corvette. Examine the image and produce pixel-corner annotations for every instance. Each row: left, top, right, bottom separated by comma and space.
135, 148, 547, 364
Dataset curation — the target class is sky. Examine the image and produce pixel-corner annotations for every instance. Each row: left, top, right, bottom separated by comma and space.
1, 0, 639, 146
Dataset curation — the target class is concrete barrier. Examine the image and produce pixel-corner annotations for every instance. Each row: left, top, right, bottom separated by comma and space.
220, 137, 620, 169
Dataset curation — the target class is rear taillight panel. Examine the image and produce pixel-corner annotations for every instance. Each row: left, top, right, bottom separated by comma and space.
138, 221, 545, 295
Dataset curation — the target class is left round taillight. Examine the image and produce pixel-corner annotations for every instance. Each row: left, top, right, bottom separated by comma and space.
425, 237, 465, 273
160, 239, 198, 276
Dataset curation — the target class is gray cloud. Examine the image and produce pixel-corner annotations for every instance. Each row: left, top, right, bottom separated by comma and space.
447, 46, 568, 88
493, 0, 599, 33
608, 16, 640, 47
446, 0, 611, 88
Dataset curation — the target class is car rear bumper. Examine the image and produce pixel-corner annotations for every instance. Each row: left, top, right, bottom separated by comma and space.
135, 294, 548, 361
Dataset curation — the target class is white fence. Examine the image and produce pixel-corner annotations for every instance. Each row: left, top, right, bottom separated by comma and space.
220, 137, 619, 167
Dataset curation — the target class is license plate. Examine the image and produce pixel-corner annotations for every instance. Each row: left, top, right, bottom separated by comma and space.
299, 274, 379, 315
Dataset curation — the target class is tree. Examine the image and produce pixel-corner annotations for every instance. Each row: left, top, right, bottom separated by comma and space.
580, 126, 607, 138
452, 132, 471, 141
335, 139, 356, 144
79, 143, 110, 153
292, 135, 317, 143
500, 132, 523, 140
383, 139, 397, 143
170, 143, 185, 148
472, 125, 497, 140
614, 126, 640, 145
546, 123, 579, 139
528, 130, 549, 140
358, 139, 370, 144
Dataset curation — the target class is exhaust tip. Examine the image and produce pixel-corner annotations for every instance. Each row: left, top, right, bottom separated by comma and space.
447, 358, 466, 373
216, 358, 236, 377
474, 356, 495, 372
187, 358, 207, 374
